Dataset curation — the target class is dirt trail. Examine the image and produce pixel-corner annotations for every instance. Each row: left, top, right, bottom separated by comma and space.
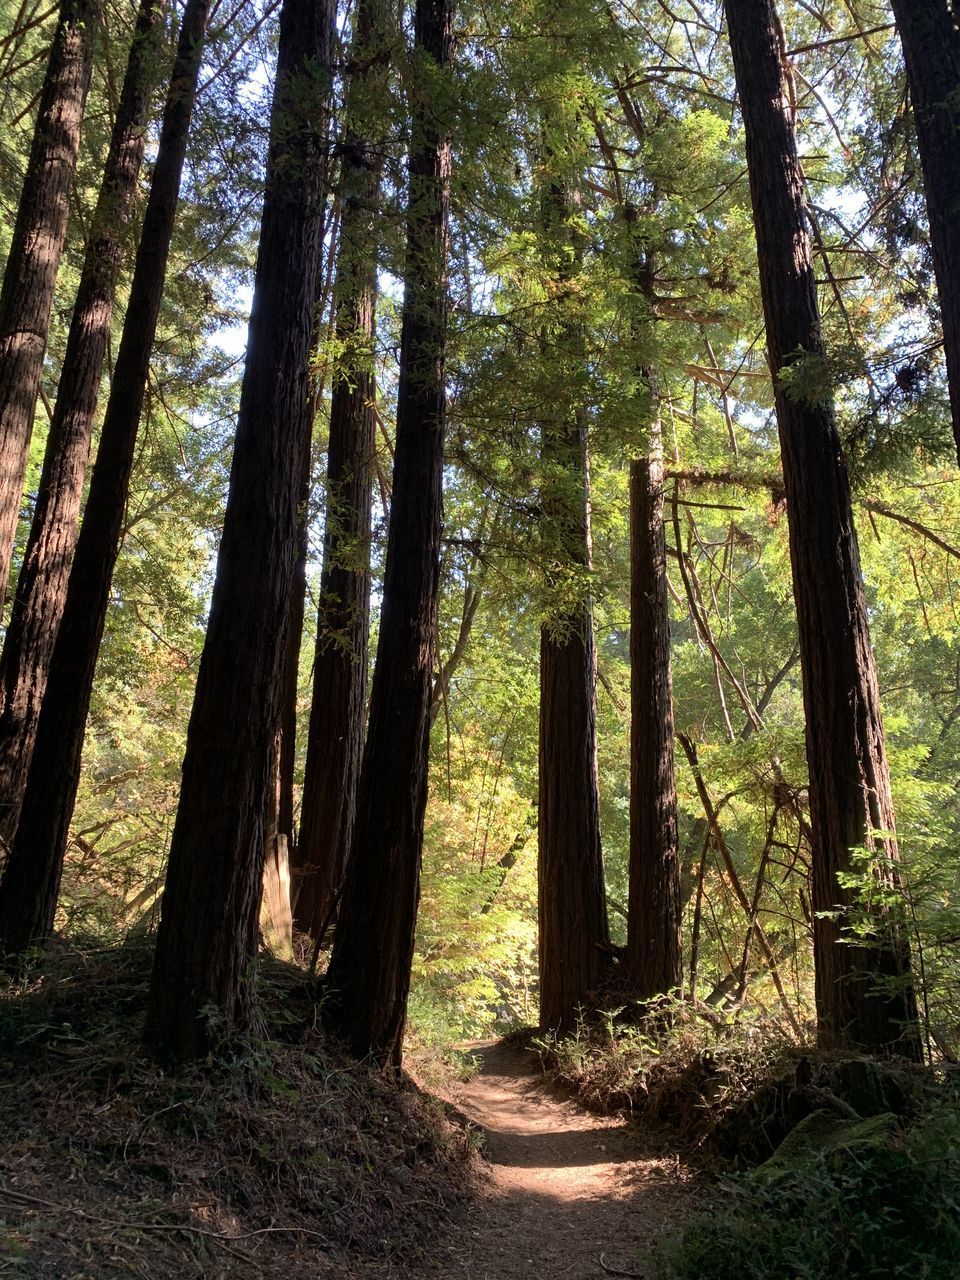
426, 1039, 694, 1280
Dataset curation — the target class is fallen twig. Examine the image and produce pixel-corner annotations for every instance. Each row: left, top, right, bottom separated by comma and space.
0, 1182, 329, 1246
599, 1253, 647, 1278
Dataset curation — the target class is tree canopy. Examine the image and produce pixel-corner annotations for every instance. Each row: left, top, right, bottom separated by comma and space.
1, 0, 959, 1066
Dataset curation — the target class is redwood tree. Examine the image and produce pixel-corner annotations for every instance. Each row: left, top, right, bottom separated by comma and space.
323, 0, 453, 1068
145, 0, 334, 1062
261, 439, 311, 960
0, 0, 101, 605
0, 0, 210, 954
536, 170, 610, 1036
725, 0, 920, 1056
889, 0, 960, 460
293, 0, 389, 939
0, 0, 164, 845
626, 392, 681, 1001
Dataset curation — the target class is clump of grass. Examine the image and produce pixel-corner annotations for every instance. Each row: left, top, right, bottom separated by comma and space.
535, 1001, 797, 1149
535, 999, 951, 1166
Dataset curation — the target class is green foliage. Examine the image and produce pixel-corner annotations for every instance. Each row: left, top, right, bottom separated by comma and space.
5, 0, 960, 1064
654, 1102, 960, 1280
413, 732, 539, 1041
535, 1000, 797, 1122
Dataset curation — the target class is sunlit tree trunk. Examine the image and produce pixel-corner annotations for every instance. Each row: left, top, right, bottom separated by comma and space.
143, 0, 334, 1062
0, 0, 210, 955
0, 0, 164, 845
260, 507, 307, 961
889, 0, 960, 460
725, 0, 921, 1057
323, 0, 453, 1069
538, 571, 609, 1033
0, 0, 101, 607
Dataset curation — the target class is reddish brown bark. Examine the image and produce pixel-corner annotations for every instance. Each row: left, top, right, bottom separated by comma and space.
292, 0, 388, 938
538, 606, 609, 1034
323, 0, 453, 1068
626, 415, 681, 1000
536, 174, 609, 1036
537, 434, 609, 1032
725, 0, 920, 1056
260, 505, 307, 961
144, 0, 334, 1062
889, 0, 960, 459
0, 0, 163, 846
0, 0, 101, 607
0, 0, 210, 955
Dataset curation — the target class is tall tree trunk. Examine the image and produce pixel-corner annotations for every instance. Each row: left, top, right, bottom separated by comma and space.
0, 0, 101, 607
626, 405, 681, 1000
144, 0, 334, 1063
536, 172, 609, 1036
889, 1, 960, 460
537, 440, 609, 1034
0, 0, 164, 846
323, 0, 453, 1069
0, 0, 210, 955
292, 0, 388, 939
261, 447, 309, 960
725, 0, 920, 1057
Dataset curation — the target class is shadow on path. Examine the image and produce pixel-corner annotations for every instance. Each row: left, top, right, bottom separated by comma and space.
418, 1037, 695, 1280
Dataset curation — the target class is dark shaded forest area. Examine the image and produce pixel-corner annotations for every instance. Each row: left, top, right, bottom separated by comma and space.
2, 0, 960, 1276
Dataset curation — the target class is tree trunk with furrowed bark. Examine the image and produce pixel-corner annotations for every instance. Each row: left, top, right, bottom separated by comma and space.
627, 412, 681, 1002
725, 0, 921, 1057
889, 0, 960, 461
0, 0, 101, 608
536, 168, 609, 1037
323, 0, 453, 1068
0, 0, 210, 956
0, 0, 164, 846
143, 0, 334, 1062
293, 0, 390, 940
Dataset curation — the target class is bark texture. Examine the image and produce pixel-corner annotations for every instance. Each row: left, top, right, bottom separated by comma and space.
537, 450, 609, 1031
293, 0, 388, 938
0, 0, 163, 846
889, 0, 960, 459
538, 605, 608, 1033
0, 0, 209, 955
626, 425, 681, 1000
536, 174, 609, 1036
725, 0, 920, 1056
144, 0, 333, 1062
0, 0, 101, 606
323, 0, 453, 1068
259, 523, 307, 962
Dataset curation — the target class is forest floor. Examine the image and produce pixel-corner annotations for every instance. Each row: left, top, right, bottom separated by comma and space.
0, 949, 699, 1279
415, 1038, 697, 1280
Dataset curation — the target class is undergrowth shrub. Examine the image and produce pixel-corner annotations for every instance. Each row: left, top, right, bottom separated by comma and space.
539, 999, 960, 1279
653, 1103, 960, 1280
536, 1001, 799, 1144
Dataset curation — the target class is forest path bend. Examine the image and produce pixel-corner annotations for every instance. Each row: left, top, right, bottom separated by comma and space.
429, 1039, 694, 1280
